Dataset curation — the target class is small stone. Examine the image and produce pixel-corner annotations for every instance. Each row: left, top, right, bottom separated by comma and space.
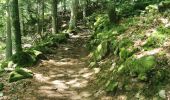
159, 90, 166, 99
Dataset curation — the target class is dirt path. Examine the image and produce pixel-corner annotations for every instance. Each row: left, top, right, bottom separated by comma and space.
4, 31, 99, 100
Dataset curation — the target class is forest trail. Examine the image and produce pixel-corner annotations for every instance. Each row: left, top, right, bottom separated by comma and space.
7, 30, 99, 100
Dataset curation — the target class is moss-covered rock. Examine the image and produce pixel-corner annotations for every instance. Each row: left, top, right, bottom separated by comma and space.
121, 56, 156, 81
9, 68, 33, 83
11, 52, 36, 67
26, 50, 47, 61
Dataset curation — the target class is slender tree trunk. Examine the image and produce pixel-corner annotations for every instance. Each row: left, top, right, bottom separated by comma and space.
11, 0, 22, 53
19, 1, 24, 35
107, 0, 117, 23
69, 0, 78, 31
41, 0, 44, 35
52, 0, 58, 34
6, 0, 12, 59
63, 0, 66, 12
37, 0, 42, 38
82, 0, 87, 21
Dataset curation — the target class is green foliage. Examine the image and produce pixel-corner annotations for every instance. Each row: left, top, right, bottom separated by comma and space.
158, 0, 170, 12
0, 83, 4, 91
157, 26, 170, 35
119, 47, 134, 61
106, 81, 118, 92
48, 33, 68, 44
94, 14, 110, 32
33, 33, 68, 53
26, 50, 47, 61
11, 52, 36, 67
9, 68, 33, 83
0, 60, 8, 69
143, 28, 169, 50
124, 56, 156, 80
88, 1, 170, 98
112, 38, 134, 56
143, 36, 162, 49
145, 4, 159, 13
104, 54, 170, 97
91, 41, 108, 61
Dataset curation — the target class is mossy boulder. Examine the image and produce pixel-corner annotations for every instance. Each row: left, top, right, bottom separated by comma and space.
9, 68, 33, 83
11, 52, 36, 67
26, 50, 47, 61
123, 56, 156, 81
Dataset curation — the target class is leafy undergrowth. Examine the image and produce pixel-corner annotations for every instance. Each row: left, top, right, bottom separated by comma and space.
88, 2, 170, 99
31, 33, 69, 54
0, 33, 69, 92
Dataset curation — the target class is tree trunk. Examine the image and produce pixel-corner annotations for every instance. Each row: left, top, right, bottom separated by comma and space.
52, 0, 58, 34
6, 0, 12, 59
18, 1, 24, 35
41, 0, 44, 35
37, 0, 42, 38
63, 0, 66, 12
82, 0, 87, 23
107, 0, 117, 23
69, 0, 78, 31
11, 0, 22, 54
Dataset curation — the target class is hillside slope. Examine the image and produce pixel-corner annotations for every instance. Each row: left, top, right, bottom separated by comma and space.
88, 2, 170, 99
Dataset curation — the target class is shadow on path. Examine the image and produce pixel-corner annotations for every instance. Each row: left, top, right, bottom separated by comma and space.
8, 31, 98, 100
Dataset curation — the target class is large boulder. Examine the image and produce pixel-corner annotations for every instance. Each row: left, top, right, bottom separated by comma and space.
9, 68, 33, 83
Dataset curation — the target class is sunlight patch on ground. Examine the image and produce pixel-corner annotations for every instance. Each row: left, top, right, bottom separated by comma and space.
65, 78, 88, 88
38, 88, 64, 98
93, 68, 101, 74
42, 59, 85, 67
51, 80, 69, 91
81, 72, 94, 79
145, 28, 157, 37
34, 73, 50, 82
48, 59, 75, 66
159, 18, 169, 24
78, 68, 89, 74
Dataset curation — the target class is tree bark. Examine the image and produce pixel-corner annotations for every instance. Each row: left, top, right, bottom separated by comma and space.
11, 0, 22, 53
52, 0, 58, 34
6, 0, 12, 59
69, 0, 78, 31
